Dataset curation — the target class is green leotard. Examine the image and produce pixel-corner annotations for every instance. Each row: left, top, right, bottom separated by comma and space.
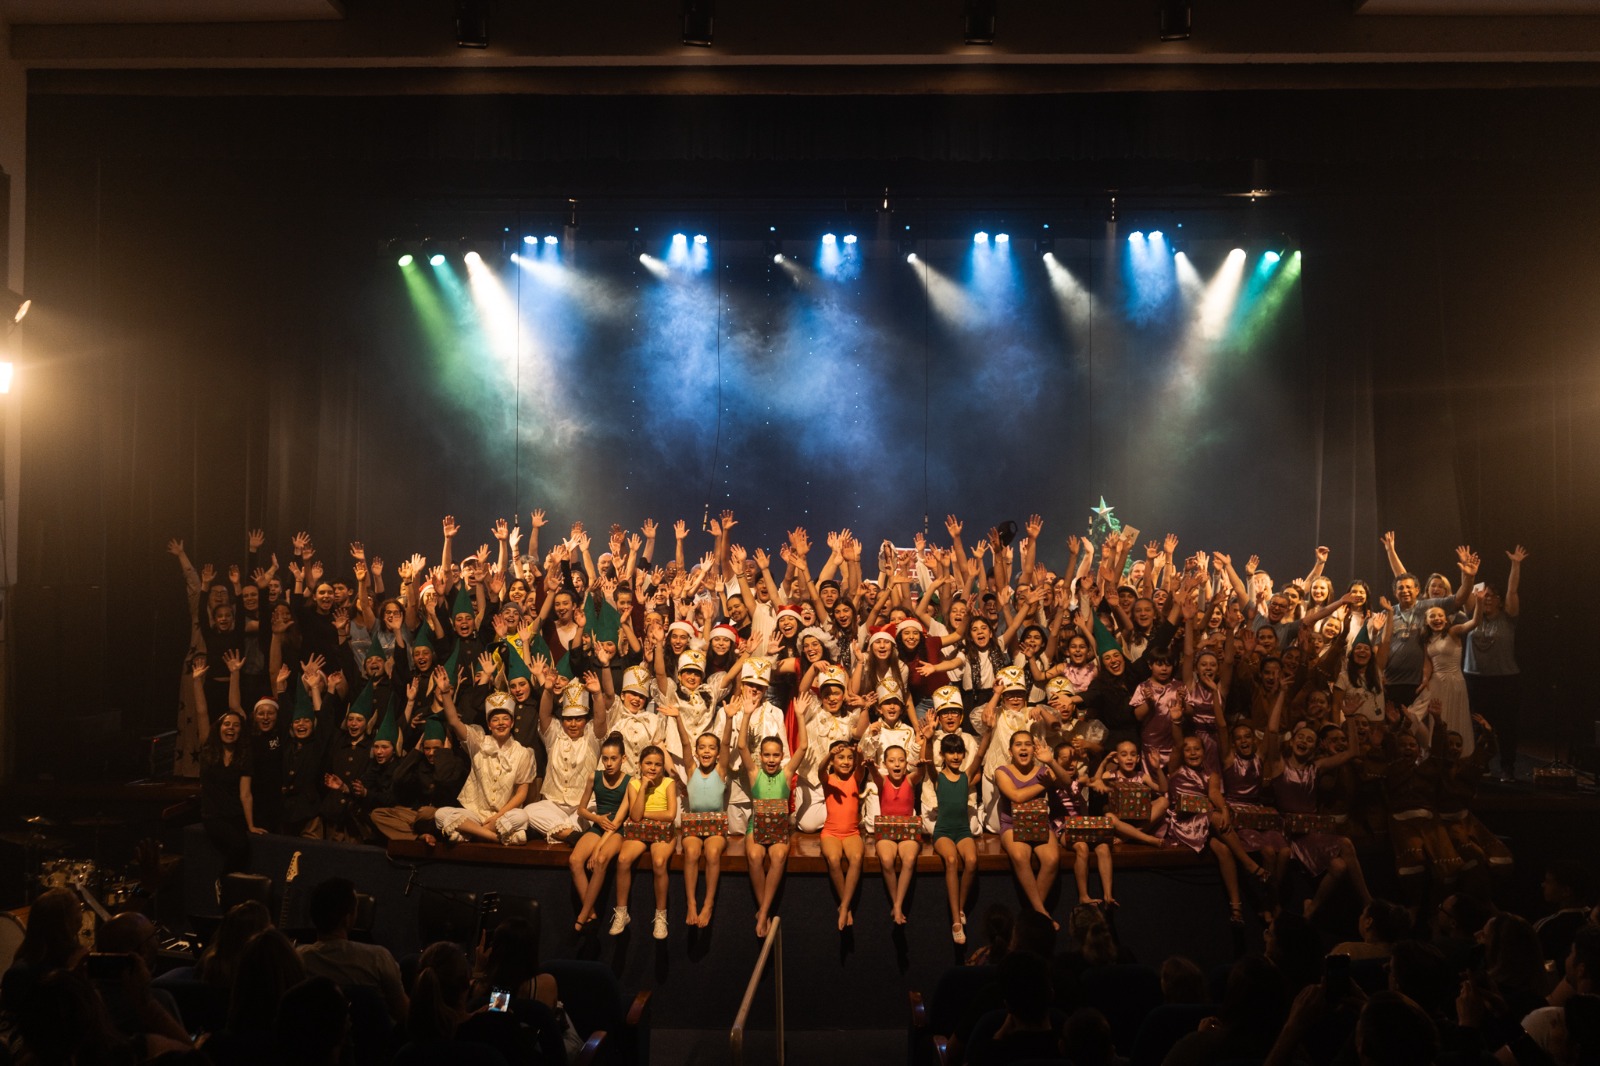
932, 771, 973, 842
750, 769, 791, 801
585, 770, 631, 836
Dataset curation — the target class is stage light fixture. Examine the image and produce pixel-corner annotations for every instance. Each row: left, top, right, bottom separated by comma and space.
673, 233, 688, 244
964, 0, 996, 45
995, 233, 1009, 244
694, 234, 708, 245
1265, 250, 1281, 263
4, 289, 29, 326
821, 233, 837, 246
429, 253, 446, 266
1160, 0, 1192, 40
523, 235, 537, 245
397, 254, 414, 267
974, 231, 989, 243
1129, 231, 1144, 242
906, 253, 918, 263
773, 254, 784, 264
683, 0, 714, 46
455, 0, 489, 48
541, 235, 556, 246
842, 234, 858, 245
464, 251, 482, 263
1149, 231, 1163, 241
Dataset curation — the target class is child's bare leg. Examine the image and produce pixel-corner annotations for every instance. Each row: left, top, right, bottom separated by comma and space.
1095, 843, 1115, 905
1005, 836, 1053, 923
825, 832, 851, 928
682, 835, 704, 925
839, 836, 864, 927
758, 842, 789, 936
935, 838, 962, 923
650, 841, 673, 911
614, 840, 645, 911
957, 839, 979, 919
1035, 840, 1061, 904
893, 839, 920, 923
746, 838, 769, 934
577, 836, 620, 923
875, 839, 900, 912
1209, 838, 1243, 915
1072, 840, 1092, 902
1111, 815, 1165, 848
569, 835, 597, 907
702, 836, 725, 924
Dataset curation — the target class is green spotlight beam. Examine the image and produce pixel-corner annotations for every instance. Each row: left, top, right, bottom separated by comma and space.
1232, 251, 1301, 349
400, 260, 455, 357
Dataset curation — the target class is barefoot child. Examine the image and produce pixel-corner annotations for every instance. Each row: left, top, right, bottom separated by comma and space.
612, 745, 679, 939
870, 741, 924, 926
571, 733, 630, 931
737, 689, 808, 938
666, 701, 735, 928
1045, 741, 1116, 908
927, 731, 991, 945
818, 740, 868, 930
995, 730, 1065, 929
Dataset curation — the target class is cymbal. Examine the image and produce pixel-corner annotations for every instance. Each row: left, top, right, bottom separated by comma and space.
0, 830, 69, 850
70, 815, 127, 829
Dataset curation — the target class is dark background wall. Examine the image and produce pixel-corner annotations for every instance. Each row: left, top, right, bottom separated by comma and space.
13, 86, 1597, 775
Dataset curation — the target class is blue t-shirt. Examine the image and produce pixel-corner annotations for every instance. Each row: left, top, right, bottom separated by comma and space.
1464, 612, 1517, 677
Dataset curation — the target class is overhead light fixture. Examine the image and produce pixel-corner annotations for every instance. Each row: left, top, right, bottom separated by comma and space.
455, 0, 489, 48
683, 0, 714, 46
4, 288, 29, 328
1159, 0, 1191, 41
964, 0, 996, 45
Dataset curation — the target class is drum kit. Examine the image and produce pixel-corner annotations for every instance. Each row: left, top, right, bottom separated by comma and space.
0, 813, 144, 911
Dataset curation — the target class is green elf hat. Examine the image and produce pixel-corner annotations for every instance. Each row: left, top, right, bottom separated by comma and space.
421, 716, 447, 742
373, 705, 400, 745
451, 586, 473, 619
1092, 616, 1122, 658
347, 682, 374, 721
440, 640, 462, 686
503, 643, 532, 683
1352, 625, 1373, 647
292, 678, 315, 722
411, 623, 435, 652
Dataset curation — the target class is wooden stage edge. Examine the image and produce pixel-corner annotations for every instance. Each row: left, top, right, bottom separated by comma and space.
386, 832, 1213, 876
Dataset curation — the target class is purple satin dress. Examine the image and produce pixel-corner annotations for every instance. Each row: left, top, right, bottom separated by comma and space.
1184, 686, 1222, 775
1222, 752, 1289, 852
1048, 777, 1088, 837
1132, 679, 1181, 777
1164, 763, 1212, 853
1270, 758, 1343, 876
996, 764, 1051, 835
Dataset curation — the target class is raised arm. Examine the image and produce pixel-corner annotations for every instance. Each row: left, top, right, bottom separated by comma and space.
436, 665, 477, 749
1503, 544, 1525, 617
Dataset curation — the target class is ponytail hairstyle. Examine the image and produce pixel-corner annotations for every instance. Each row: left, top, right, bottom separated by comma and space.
409, 941, 472, 1043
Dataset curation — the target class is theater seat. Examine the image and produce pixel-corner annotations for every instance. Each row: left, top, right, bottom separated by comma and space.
1130, 1002, 1212, 1066
539, 959, 652, 1066
1079, 964, 1162, 1053
908, 965, 995, 1066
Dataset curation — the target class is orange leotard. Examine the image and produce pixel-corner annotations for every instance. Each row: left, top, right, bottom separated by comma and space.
821, 772, 862, 838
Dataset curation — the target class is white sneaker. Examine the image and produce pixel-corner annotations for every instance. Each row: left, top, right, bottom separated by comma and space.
952, 921, 966, 946
609, 907, 630, 935
501, 828, 527, 846
441, 826, 465, 843
652, 910, 669, 940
